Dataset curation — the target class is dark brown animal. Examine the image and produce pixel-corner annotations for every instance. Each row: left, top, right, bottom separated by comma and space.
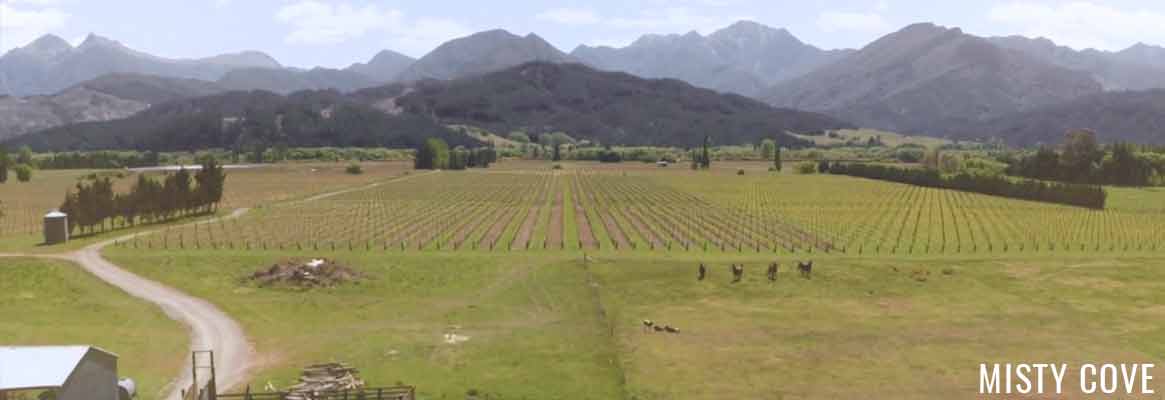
653, 325, 665, 332
767, 262, 779, 282
698, 263, 707, 281
798, 261, 813, 279
731, 264, 744, 283
664, 325, 680, 334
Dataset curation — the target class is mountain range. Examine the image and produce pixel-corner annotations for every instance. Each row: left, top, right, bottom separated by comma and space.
7, 62, 850, 151
572, 21, 852, 97
4, 21, 1165, 146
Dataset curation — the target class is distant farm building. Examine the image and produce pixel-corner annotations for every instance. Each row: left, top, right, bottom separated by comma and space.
43, 211, 69, 245
0, 346, 120, 400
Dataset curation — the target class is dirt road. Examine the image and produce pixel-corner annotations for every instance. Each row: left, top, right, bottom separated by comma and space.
1, 208, 254, 399
0, 171, 437, 399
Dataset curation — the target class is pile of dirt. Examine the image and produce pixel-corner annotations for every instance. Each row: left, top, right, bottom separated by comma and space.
248, 258, 363, 288
285, 363, 365, 400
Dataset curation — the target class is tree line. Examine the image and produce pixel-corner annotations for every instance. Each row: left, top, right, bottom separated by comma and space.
414, 138, 497, 170
0, 145, 35, 183
59, 158, 227, 235
1006, 130, 1163, 186
36, 151, 161, 170
826, 162, 1106, 209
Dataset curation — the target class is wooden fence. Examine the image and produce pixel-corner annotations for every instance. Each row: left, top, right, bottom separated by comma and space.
216, 387, 415, 400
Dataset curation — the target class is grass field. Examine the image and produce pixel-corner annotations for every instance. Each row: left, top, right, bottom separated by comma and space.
130, 162, 1165, 257
0, 258, 187, 399
102, 249, 1165, 399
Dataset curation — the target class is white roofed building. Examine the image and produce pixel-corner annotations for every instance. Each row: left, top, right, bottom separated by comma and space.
0, 346, 119, 400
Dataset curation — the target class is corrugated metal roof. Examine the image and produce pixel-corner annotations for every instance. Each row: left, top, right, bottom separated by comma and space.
44, 211, 67, 218
0, 346, 116, 391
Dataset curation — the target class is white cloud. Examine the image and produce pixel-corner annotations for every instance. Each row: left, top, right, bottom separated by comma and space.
276, 1, 400, 45
0, 2, 69, 52
534, 6, 748, 36
536, 8, 600, 25
388, 17, 473, 56
989, 1, 1165, 50
274, 1, 471, 56
816, 11, 891, 33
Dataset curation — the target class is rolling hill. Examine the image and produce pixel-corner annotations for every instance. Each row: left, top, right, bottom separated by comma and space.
947, 89, 1165, 146
380, 61, 852, 147
5, 89, 476, 152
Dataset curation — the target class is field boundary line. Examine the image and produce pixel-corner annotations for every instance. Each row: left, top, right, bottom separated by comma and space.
579, 255, 631, 400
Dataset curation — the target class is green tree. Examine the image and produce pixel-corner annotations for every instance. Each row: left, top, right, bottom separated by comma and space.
0, 145, 8, 183
760, 138, 776, 162
922, 148, 942, 170
1060, 129, 1102, 182
774, 145, 783, 172
415, 138, 450, 169
507, 131, 531, 143
13, 164, 32, 183
17, 145, 33, 165
700, 135, 712, 169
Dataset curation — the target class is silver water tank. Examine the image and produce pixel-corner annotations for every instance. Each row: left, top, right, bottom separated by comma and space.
43, 211, 69, 245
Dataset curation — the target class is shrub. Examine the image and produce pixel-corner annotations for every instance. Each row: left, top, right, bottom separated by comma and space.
737, 169, 745, 175
345, 163, 363, 175
552, 164, 563, 170
795, 162, 817, 174
895, 148, 925, 163
13, 164, 32, 182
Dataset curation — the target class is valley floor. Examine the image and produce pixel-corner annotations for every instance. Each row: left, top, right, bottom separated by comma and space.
102, 249, 1165, 399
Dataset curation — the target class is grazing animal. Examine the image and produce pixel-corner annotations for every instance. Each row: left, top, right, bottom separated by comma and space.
642, 319, 654, 332
731, 264, 744, 283
698, 263, 707, 281
798, 261, 813, 279
653, 325, 665, 332
664, 325, 680, 334
767, 262, 779, 282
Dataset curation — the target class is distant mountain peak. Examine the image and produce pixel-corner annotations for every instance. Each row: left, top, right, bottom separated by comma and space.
394, 28, 570, 82
897, 22, 960, 36
199, 51, 282, 69
78, 33, 123, 50
25, 34, 73, 53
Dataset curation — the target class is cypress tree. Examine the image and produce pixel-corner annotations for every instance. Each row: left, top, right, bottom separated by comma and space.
0, 145, 8, 183
774, 145, 782, 172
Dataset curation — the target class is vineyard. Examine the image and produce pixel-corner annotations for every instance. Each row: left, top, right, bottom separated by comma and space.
124, 166, 1165, 255
0, 162, 411, 239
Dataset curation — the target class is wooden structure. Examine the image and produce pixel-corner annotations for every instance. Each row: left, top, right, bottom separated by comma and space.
0, 346, 119, 400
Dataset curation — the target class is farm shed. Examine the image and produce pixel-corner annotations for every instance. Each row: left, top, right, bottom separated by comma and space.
0, 346, 119, 400
43, 211, 69, 245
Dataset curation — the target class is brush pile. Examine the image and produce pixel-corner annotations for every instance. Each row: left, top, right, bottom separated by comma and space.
284, 363, 365, 400
248, 258, 362, 288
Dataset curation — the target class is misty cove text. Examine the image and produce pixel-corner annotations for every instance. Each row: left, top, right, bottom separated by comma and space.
980, 363, 1155, 395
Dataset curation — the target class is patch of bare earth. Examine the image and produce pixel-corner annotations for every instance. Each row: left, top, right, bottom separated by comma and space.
481, 207, 520, 250
572, 184, 597, 250
511, 205, 540, 250
547, 191, 564, 249
624, 208, 662, 249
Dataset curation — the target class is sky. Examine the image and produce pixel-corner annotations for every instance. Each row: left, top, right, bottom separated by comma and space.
4, 0, 1165, 69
